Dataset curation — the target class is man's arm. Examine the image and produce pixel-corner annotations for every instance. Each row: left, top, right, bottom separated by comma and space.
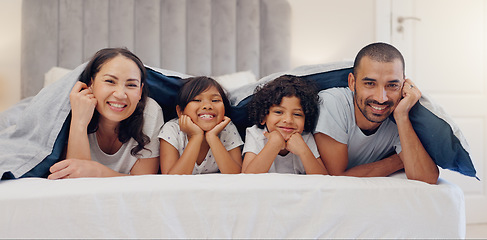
394, 79, 439, 184
314, 132, 403, 177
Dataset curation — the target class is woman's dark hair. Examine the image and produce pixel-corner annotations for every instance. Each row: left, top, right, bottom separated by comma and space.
78, 47, 149, 156
248, 75, 320, 132
177, 76, 230, 115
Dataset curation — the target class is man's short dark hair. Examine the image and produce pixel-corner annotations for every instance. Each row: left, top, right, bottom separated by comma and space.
353, 42, 405, 76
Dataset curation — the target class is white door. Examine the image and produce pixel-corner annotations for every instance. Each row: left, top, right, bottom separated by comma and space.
377, 0, 487, 224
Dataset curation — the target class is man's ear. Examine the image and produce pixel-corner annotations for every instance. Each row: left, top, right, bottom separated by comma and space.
348, 72, 356, 92
176, 105, 183, 118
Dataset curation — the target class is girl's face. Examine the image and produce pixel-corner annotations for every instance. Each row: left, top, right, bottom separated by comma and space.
261, 96, 305, 140
90, 55, 143, 125
179, 86, 225, 131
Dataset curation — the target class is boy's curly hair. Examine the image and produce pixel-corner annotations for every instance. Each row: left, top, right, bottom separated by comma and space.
248, 75, 320, 132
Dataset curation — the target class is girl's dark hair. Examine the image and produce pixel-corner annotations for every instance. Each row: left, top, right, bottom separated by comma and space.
177, 76, 230, 115
78, 47, 150, 156
248, 75, 320, 132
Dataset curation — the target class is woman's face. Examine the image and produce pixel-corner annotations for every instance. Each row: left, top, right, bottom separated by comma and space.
90, 55, 143, 125
179, 86, 225, 131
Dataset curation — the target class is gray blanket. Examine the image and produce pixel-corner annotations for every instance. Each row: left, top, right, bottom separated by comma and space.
0, 64, 85, 178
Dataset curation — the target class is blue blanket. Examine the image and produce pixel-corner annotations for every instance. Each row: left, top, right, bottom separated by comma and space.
0, 62, 477, 179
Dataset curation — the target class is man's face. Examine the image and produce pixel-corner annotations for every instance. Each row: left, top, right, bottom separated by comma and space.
349, 56, 404, 129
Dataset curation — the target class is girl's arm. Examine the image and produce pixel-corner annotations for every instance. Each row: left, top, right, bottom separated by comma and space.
130, 157, 159, 175
66, 82, 97, 160
205, 117, 242, 174
160, 115, 204, 174
286, 133, 328, 175
242, 131, 285, 173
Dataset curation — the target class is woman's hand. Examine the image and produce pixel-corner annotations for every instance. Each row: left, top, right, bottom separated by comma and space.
48, 159, 112, 179
179, 114, 204, 138
69, 81, 97, 128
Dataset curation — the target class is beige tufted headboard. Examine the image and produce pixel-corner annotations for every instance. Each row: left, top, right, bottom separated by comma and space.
21, 0, 290, 98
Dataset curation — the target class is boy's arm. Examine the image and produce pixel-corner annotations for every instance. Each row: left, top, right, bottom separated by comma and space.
286, 133, 327, 175
242, 131, 285, 173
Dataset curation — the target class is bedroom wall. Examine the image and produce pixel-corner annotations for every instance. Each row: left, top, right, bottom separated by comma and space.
0, 0, 376, 111
0, 0, 21, 112
288, 0, 376, 68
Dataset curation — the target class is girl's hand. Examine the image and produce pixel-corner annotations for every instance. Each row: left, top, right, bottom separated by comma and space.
48, 159, 106, 179
285, 132, 308, 156
179, 114, 204, 138
264, 130, 286, 151
70, 81, 97, 128
206, 116, 231, 138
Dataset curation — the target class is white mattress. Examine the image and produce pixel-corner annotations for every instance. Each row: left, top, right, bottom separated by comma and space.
0, 173, 465, 238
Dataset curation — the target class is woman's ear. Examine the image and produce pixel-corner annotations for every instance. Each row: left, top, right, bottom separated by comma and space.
176, 105, 183, 118
89, 77, 94, 87
138, 83, 144, 101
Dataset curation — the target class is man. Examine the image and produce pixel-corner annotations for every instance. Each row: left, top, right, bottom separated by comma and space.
314, 42, 439, 184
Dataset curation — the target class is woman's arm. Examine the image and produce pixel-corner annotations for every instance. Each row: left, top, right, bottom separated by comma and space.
48, 159, 124, 179
66, 82, 97, 160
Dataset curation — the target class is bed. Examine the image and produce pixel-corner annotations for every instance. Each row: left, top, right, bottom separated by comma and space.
0, 173, 465, 239
0, 0, 468, 238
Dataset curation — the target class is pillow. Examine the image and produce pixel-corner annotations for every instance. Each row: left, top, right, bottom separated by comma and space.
44, 67, 72, 87
228, 62, 477, 178
213, 71, 257, 92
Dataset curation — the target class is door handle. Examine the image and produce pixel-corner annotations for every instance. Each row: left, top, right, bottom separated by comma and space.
397, 16, 421, 33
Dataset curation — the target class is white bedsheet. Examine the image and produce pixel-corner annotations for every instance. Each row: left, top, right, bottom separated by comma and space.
0, 173, 465, 239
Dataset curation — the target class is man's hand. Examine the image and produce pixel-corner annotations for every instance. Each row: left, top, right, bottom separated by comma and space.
394, 78, 421, 119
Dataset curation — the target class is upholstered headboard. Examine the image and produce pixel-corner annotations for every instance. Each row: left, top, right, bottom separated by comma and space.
21, 0, 290, 98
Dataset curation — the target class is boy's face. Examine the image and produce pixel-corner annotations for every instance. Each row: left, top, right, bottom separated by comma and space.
261, 96, 305, 140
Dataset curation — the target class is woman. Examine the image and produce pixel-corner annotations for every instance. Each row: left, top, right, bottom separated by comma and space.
48, 48, 163, 179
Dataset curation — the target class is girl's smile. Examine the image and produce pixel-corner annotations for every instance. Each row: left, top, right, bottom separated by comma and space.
179, 86, 225, 131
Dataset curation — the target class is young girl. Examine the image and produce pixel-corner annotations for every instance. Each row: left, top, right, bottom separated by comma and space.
242, 75, 328, 174
48, 48, 163, 179
159, 76, 243, 174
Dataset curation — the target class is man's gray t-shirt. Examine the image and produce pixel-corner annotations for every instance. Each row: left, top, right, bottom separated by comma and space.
314, 87, 402, 169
